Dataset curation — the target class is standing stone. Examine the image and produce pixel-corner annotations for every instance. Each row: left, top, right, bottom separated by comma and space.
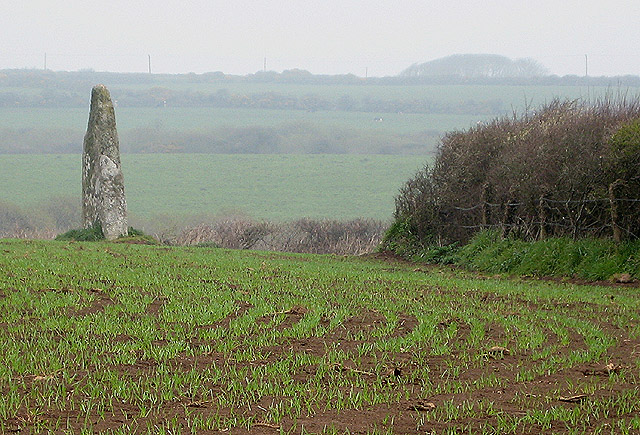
82, 85, 128, 240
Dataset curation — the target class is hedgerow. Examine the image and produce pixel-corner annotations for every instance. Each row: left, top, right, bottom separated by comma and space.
384, 96, 640, 254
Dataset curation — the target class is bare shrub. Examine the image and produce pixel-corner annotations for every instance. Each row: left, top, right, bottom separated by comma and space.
174, 218, 274, 249
41, 196, 81, 232
2, 225, 58, 239
0, 200, 33, 237
0, 197, 83, 239
173, 217, 386, 255
271, 218, 386, 255
2, 201, 385, 254
391, 96, 640, 247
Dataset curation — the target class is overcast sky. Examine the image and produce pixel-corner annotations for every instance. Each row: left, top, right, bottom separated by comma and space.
2, 0, 639, 77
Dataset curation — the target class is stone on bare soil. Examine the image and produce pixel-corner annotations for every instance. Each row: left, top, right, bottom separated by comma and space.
82, 85, 128, 240
611, 273, 633, 284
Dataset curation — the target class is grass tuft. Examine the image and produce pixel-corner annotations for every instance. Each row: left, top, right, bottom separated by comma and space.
55, 223, 104, 241
55, 225, 154, 243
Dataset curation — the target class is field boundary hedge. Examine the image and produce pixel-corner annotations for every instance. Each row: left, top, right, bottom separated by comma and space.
386, 97, 640, 250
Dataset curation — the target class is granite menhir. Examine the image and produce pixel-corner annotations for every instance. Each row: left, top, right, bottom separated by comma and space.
82, 85, 128, 240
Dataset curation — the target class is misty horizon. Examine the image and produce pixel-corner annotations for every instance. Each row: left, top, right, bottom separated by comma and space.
3, 0, 639, 78
3, 52, 638, 79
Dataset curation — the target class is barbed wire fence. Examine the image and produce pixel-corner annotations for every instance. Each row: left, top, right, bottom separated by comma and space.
437, 181, 640, 243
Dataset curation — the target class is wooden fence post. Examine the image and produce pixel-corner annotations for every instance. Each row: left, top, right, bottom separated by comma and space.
502, 199, 516, 238
538, 195, 548, 240
609, 180, 623, 243
481, 182, 492, 227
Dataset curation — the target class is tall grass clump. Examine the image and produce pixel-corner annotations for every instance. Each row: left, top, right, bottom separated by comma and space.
384, 96, 640, 255
55, 223, 105, 241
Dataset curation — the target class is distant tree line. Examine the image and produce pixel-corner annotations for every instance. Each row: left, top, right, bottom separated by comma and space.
122, 124, 439, 154
0, 123, 439, 155
2, 67, 640, 115
3, 67, 640, 88
0, 85, 504, 116
113, 88, 504, 116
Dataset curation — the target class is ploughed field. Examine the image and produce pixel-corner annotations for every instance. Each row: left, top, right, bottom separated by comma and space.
1, 239, 639, 434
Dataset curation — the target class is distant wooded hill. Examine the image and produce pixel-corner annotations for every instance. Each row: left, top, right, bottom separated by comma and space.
401, 54, 549, 79
2, 65, 640, 90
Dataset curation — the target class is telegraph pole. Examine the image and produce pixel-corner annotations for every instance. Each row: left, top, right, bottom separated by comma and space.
585, 54, 588, 77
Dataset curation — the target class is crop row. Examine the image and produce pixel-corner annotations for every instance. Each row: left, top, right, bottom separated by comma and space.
0, 240, 639, 433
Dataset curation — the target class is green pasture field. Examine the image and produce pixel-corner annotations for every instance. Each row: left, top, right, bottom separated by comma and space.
0, 106, 481, 135
1, 239, 639, 433
0, 154, 425, 221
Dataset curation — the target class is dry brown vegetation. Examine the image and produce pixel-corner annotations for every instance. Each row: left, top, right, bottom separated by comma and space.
0, 206, 386, 256
391, 97, 640, 248
170, 217, 386, 255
